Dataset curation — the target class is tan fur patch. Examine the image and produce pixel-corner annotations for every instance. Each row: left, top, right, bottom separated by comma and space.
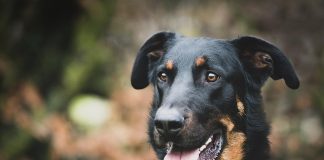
166, 60, 173, 70
219, 116, 234, 132
220, 132, 246, 160
195, 56, 206, 67
236, 96, 245, 116
219, 116, 246, 160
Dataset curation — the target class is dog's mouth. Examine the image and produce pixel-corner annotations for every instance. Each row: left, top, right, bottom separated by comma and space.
164, 133, 223, 160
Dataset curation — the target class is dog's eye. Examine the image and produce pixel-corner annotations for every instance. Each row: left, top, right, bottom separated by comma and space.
206, 72, 220, 82
158, 72, 168, 82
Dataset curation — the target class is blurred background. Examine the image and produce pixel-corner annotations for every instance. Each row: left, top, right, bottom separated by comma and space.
0, 0, 323, 159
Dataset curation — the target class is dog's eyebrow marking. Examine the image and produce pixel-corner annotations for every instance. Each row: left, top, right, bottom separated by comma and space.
166, 60, 174, 70
195, 56, 207, 67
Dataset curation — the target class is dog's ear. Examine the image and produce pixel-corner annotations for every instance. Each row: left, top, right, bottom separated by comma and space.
230, 36, 299, 89
131, 32, 176, 89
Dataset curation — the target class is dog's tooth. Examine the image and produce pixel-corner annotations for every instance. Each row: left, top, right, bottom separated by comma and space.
199, 144, 207, 152
199, 136, 213, 152
205, 136, 213, 145
166, 142, 173, 153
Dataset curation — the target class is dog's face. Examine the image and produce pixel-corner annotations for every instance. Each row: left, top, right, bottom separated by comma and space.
131, 32, 299, 160
148, 38, 243, 159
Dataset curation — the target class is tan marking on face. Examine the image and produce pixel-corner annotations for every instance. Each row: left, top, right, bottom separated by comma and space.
195, 56, 206, 67
236, 96, 245, 116
220, 131, 246, 160
219, 116, 235, 132
218, 115, 246, 159
166, 60, 173, 70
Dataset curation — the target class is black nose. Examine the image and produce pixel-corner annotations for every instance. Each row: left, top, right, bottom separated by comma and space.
154, 108, 184, 137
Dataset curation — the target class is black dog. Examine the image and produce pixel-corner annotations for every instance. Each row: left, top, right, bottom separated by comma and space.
131, 32, 299, 160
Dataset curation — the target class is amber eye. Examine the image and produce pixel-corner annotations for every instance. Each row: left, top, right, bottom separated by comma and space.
206, 72, 219, 82
158, 72, 168, 82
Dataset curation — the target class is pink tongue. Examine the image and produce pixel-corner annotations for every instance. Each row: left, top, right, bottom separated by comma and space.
164, 148, 200, 160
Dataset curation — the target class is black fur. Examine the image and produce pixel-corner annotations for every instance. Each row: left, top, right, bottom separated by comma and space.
131, 32, 299, 160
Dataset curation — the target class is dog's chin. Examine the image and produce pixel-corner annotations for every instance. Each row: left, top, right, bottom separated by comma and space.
163, 132, 224, 160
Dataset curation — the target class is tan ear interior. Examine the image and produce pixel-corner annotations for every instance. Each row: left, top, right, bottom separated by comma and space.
252, 52, 273, 69
241, 51, 273, 69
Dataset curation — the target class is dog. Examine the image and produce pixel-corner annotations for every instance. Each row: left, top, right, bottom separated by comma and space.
131, 32, 299, 160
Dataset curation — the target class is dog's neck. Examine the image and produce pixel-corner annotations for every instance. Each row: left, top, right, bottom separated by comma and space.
245, 80, 271, 151
245, 94, 271, 160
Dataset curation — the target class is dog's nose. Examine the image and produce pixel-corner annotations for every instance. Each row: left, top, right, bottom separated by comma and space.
154, 107, 184, 137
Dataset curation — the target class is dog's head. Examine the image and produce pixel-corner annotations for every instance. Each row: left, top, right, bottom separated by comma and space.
131, 32, 299, 160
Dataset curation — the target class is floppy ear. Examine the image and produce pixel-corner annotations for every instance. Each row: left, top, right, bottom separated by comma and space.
230, 36, 299, 89
131, 32, 176, 89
